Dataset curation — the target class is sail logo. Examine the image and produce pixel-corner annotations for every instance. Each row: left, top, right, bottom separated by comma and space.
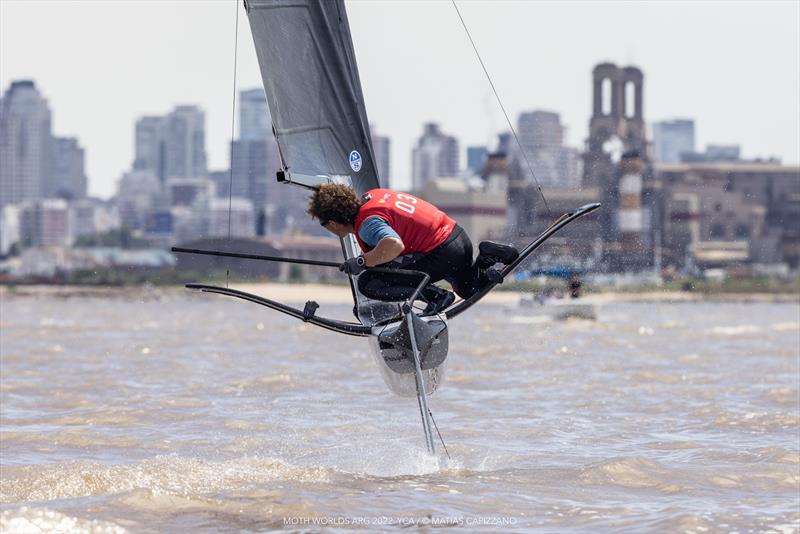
349, 150, 362, 173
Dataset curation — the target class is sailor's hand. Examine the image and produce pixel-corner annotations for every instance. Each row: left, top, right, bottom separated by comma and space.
340, 255, 366, 275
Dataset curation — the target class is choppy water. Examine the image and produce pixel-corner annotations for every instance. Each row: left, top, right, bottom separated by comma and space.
1, 289, 798, 533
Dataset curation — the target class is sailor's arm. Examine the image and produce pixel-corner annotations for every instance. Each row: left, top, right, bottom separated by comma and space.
364, 237, 404, 267
357, 216, 404, 267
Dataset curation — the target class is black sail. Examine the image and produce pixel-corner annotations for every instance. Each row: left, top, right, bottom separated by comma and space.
244, 0, 380, 196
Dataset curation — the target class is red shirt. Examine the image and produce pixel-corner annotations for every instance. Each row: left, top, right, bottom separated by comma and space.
354, 189, 455, 255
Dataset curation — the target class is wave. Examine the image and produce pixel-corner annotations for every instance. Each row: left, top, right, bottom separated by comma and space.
772, 322, 800, 332
0, 455, 332, 504
0, 507, 126, 534
579, 457, 684, 493
708, 325, 762, 336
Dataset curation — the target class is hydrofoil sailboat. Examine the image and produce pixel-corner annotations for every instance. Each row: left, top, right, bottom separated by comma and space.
173, 0, 599, 456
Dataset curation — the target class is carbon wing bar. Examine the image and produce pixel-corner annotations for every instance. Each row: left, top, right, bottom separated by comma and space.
186, 283, 372, 337
444, 202, 601, 320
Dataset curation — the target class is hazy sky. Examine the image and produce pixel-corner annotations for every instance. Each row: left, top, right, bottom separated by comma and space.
1, 0, 798, 198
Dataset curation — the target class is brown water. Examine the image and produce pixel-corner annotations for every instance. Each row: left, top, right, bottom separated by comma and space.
1, 290, 798, 532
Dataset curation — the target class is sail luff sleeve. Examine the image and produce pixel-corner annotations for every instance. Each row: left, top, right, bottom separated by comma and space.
334, 1, 380, 189
245, 0, 380, 196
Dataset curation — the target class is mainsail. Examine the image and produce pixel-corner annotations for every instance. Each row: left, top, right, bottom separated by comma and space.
244, 0, 380, 195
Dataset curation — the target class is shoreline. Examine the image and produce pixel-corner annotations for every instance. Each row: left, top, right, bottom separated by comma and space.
2, 283, 798, 304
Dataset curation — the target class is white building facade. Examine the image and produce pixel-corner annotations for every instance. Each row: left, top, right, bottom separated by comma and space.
19, 199, 70, 247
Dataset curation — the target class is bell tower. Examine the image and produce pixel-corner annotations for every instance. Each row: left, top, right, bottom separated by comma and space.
582, 63, 652, 269
585, 63, 646, 169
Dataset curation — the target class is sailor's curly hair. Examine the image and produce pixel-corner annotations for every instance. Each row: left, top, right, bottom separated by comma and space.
306, 183, 364, 225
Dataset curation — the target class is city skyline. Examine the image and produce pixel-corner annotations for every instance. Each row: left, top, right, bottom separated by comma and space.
1, 71, 797, 272
1, 1, 798, 198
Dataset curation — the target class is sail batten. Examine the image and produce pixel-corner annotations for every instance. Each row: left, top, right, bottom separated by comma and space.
245, 0, 380, 195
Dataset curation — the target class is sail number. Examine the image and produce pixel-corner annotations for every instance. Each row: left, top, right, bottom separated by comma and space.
378, 193, 417, 215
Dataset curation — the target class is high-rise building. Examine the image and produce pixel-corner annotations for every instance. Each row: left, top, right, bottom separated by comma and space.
411, 123, 459, 191
519, 110, 563, 151
467, 146, 488, 176
233, 89, 318, 235
164, 106, 206, 180
133, 116, 165, 181
652, 119, 695, 163
229, 136, 299, 234
50, 137, 87, 200
0, 81, 52, 208
212, 88, 288, 234
133, 105, 207, 184
514, 110, 578, 188
371, 128, 390, 187
240, 88, 271, 141
231, 139, 274, 209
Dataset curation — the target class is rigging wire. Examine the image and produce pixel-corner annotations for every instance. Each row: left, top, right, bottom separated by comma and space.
451, 0, 553, 221
428, 409, 451, 460
225, 0, 241, 288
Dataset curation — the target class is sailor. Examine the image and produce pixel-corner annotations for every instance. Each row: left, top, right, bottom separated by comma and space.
308, 184, 518, 313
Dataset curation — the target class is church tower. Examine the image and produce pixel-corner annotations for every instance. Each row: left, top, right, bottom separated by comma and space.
582, 63, 653, 270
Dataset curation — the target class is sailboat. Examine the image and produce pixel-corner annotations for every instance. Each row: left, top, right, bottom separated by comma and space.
173, 0, 598, 456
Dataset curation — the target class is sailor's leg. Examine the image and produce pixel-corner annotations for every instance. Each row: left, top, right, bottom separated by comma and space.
420, 284, 455, 314
427, 229, 494, 299
358, 269, 418, 301
399, 226, 478, 300
475, 241, 520, 269
448, 268, 488, 299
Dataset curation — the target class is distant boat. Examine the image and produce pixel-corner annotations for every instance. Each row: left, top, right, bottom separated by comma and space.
511, 294, 598, 321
